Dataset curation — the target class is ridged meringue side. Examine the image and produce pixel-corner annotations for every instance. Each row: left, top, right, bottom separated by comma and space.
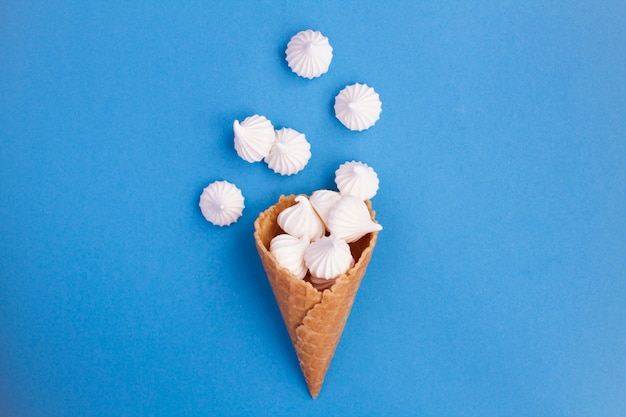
335, 160, 380, 200
285, 29, 333, 79
233, 115, 276, 162
327, 196, 382, 243
264, 128, 312, 175
304, 236, 354, 280
270, 234, 310, 280
334, 83, 382, 131
277, 195, 325, 240
309, 189, 341, 228
199, 180, 245, 226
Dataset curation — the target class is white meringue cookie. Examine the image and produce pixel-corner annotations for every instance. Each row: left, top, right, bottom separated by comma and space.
264, 127, 311, 176
334, 83, 382, 131
309, 189, 341, 228
335, 161, 380, 200
233, 115, 276, 162
199, 180, 245, 226
285, 29, 333, 79
304, 235, 354, 280
270, 234, 310, 280
277, 195, 325, 240
327, 196, 382, 243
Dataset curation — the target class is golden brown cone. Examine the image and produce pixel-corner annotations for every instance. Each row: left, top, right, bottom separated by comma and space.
254, 194, 379, 398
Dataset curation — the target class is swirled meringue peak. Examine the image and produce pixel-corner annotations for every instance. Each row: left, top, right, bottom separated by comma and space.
304, 235, 354, 280
327, 196, 382, 243
335, 160, 380, 200
334, 83, 382, 131
309, 189, 341, 228
285, 29, 333, 79
277, 195, 325, 240
199, 180, 245, 226
233, 115, 276, 162
264, 127, 311, 175
270, 234, 310, 280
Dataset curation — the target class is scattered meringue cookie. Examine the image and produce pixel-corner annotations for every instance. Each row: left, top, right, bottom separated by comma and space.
327, 196, 382, 243
335, 160, 380, 200
264, 127, 312, 175
309, 189, 341, 228
277, 195, 325, 241
233, 115, 276, 162
304, 235, 354, 280
285, 29, 333, 79
334, 83, 382, 131
199, 180, 245, 226
270, 234, 310, 280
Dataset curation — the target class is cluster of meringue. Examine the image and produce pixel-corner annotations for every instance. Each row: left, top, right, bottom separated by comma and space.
234, 114, 312, 176
199, 30, 383, 228
285, 30, 382, 132
270, 161, 382, 290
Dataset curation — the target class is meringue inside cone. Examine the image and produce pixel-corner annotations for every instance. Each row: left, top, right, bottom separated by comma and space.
257, 195, 376, 292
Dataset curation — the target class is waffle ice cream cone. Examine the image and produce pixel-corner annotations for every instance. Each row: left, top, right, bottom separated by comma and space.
254, 194, 379, 398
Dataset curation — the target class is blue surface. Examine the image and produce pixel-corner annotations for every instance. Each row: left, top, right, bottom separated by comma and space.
1, 1, 625, 416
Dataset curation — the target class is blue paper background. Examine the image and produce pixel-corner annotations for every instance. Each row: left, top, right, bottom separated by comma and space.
1, 1, 625, 416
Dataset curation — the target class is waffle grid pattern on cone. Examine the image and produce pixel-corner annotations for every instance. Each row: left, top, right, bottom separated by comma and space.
253, 195, 379, 398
